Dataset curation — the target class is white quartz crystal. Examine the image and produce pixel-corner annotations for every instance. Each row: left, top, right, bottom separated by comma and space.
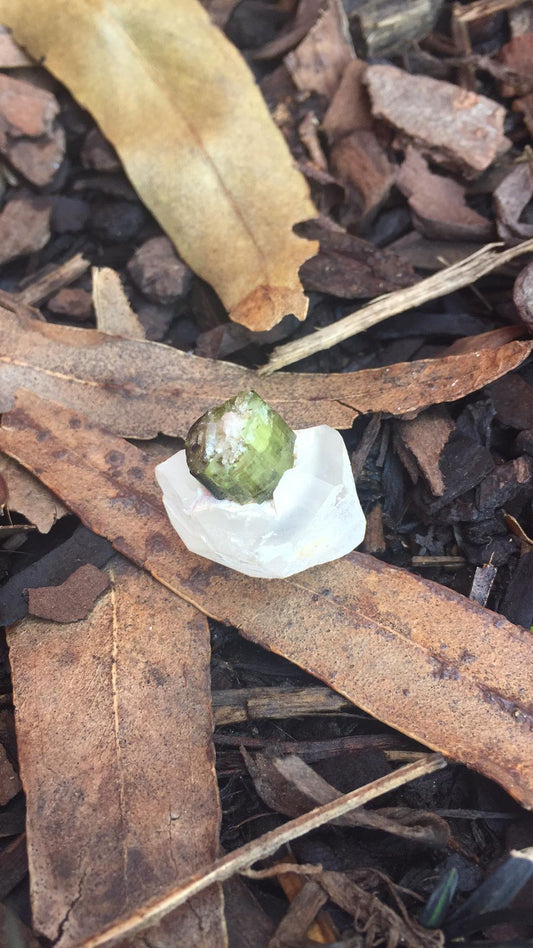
155, 426, 366, 578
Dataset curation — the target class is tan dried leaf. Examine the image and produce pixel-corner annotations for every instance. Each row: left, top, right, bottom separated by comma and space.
2, 0, 317, 330
0, 303, 530, 436
9, 555, 223, 946
1, 390, 532, 809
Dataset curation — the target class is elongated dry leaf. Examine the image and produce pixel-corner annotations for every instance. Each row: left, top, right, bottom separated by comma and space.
0, 303, 531, 435
2, 0, 317, 330
1, 390, 532, 808
8, 555, 223, 946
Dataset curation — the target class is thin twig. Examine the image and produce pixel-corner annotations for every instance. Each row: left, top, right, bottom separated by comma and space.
261, 239, 533, 374
453, 0, 525, 23
77, 754, 447, 948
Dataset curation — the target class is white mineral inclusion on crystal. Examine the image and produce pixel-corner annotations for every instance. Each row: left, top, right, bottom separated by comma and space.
155, 426, 366, 579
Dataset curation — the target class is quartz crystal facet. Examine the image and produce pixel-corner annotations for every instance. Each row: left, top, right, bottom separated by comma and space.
156, 422, 366, 579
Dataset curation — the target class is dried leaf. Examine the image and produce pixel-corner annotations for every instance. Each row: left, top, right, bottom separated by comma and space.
8, 555, 223, 946
0, 453, 67, 532
284, 0, 354, 98
27, 563, 110, 622
1, 303, 531, 436
3, 0, 317, 330
92, 267, 145, 340
245, 751, 450, 847
1, 390, 532, 808
364, 64, 510, 177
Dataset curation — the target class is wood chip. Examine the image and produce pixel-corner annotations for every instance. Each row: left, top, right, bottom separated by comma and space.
329, 129, 395, 221
322, 58, 372, 144
494, 162, 533, 241
0, 72, 65, 185
9, 556, 223, 945
47, 287, 93, 321
396, 147, 493, 240
487, 373, 533, 429
299, 218, 417, 296
365, 64, 510, 177
514, 259, 533, 331
126, 236, 191, 304
0, 191, 51, 266
398, 407, 454, 496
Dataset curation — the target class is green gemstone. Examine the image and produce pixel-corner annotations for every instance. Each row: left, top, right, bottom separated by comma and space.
185, 391, 295, 504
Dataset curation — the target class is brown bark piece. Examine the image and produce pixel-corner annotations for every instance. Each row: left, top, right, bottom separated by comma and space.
300, 219, 417, 296
47, 287, 93, 321
0, 453, 67, 532
329, 130, 394, 222
8, 555, 223, 946
494, 163, 533, 241
1, 303, 531, 436
398, 407, 454, 496
514, 260, 533, 332
284, 0, 354, 98
487, 374, 533, 430
1, 390, 532, 809
0, 302, 531, 436
127, 236, 192, 304
0, 73, 65, 186
27, 563, 110, 623
396, 148, 493, 241
322, 58, 372, 144
365, 64, 510, 177
0, 741, 21, 805
499, 33, 533, 95
0, 193, 51, 266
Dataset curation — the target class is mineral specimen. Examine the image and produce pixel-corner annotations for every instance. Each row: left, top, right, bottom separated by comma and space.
155, 391, 366, 579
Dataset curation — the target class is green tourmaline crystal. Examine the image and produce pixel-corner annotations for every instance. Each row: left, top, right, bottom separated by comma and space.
185, 391, 296, 504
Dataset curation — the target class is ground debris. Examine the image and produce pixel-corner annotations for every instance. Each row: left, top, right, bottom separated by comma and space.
365, 64, 510, 177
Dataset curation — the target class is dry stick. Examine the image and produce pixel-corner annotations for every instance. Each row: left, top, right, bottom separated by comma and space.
77, 754, 446, 948
262, 239, 533, 374
453, 0, 525, 22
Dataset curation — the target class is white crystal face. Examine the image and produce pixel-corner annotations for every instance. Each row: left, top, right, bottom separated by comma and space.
155, 426, 366, 578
